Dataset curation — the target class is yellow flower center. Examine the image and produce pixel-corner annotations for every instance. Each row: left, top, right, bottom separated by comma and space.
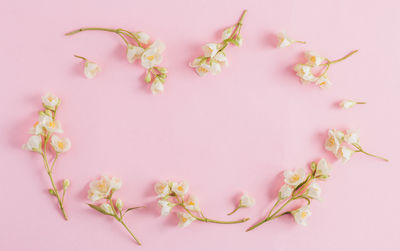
147, 55, 155, 61
181, 217, 187, 223
48, 121, 56, 128
310, 56, 316, 63
188, 201, 195, 206
177, 186, 184, 192
328, 136, 335, 146
301, 211, 308, 219
158, 184, 165, 193
290, 174, 300, 183
198, 67, 208, 73
48, 97, 54, 102
58, 142, 65, 149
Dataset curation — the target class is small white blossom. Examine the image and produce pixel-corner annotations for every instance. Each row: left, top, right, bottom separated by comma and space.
325, 129, 345, 155
41, 93, 60, 110
84, 61, 100, 79
135, 32, 150, 44
88, 176, 122, 202
171, 181, 189, 197
126, 44, 144, 63
306, 182, 321, 200
23, 135, 42, 152
50, 135, 71, 153
315, 158, 331, 177
176, 212, 196, 227
115, 198, 123, 211
222, 26, 234, 40
337, 146, 354, 162
292, 206, 312, 226
284, 169, 307, 187
154, 180, 171, 197
316, 75, 332, 89
141, 40, 165, 69
305, 51, 325, 66
202, 43, 219, 57
279, 184, 294, 199
151, 78, 164, 95
100, 203, 114, 215
185, 195, 200, 211
239, 194, 255, 208
158, 199, 174, 216
344, 130, 360, 145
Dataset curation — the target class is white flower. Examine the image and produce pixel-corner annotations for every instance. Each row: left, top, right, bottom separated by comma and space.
306, 182, 321, 200
158, 199, 174, 216
171, 181, 189, 197
292, 206, 312, 226
185, 195, 200, 211
236, 35, 243, 47
284, 169, 307, 186
305, 51, 325, 66
23, 135, 42, 152
340, 100, 356, 109
151, 78, 164, 95
214, 52, 228, 66
135, 32, 150, 44
294, 64, 317, 83
63, 179, 70, 189
141, 40, 165, 69
50, 135, 71, 153
279, 184, 294, 199
88, 176, 122, 202
126, 44, 144, 63
176, 212, 196, 227
29, 121, 44, 135
344, 129, 360, 145
115, 198, 123, 211
41, 93, 60, 110
277, 32, 294, 48
84, 61, 100, 79
239, 194, 255, 208
100, 203, 114, 215
325, 129, 345, 155
316, 75, 332, 89
39, 114, 63, 134
315, 158, 331, 177
154, 180, 171, 197
337, 146, 354, 162
202, 43, 219, 58
222, 26, 234, 40
210, 61, 222, 75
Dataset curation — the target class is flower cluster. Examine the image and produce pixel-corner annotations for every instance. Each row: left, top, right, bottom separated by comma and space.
88, 176, 143, 245
276, 32, 306, 48
247, 159, 331, 231
339, 100, 366, 109
190, 10, 247, 76
294, 50, 358, 89
325, 129, 388, 162
22, 93, 71, 220
155, 180, 250, 227
66, 28, 167, 94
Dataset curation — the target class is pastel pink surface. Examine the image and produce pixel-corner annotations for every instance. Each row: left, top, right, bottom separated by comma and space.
1, 0, 399, 250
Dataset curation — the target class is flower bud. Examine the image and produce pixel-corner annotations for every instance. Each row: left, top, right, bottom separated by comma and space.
116, 198, 123, 211
48, 189, 56, 195
145, 71, 152, 83
63, 179, 70, 189
157, 67, 168, 74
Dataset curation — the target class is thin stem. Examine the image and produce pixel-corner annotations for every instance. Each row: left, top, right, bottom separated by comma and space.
50, 153, 59, 172
295, 40, 306, 44
328, 50, 358, 65
47, 170, 68, 220
353, 144, 389, 161
66, 27, 130, 46
119, 220, 141, 245
217, 10, 247, 54
227, 205, 242, 215
356, 102, 367, 104
266, 199, 281, 218
181, 205, 249, 224
74, 55, 87, 61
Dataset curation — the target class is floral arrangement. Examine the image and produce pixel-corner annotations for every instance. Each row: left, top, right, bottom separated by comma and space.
88, 176, 143, 245
155, 180, 250, 227
190, 10, 247, 76
294, 50, 358, 88
246, 159, 330, 231
23, 93, 71, 220
325, 129, 388, 162
66, 27, 167, 94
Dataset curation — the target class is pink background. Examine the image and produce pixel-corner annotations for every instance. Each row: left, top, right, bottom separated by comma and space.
1, 0, 399, 250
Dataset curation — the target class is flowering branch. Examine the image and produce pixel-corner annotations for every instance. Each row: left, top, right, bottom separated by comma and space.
23, 93, 71, 220
190, 10, 247, 76
155, 180, 250, 227
294, 50, 358, 88
325, 129, 388, 162
66, 27, 167, 94
246, 159, 331, 231
88, 176, 142, 245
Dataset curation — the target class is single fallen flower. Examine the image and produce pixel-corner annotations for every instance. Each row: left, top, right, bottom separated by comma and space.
23, 93, 71, 220
65, 27, 167, 94
276, 32, 306, 48
73, 55, 101, 79
190, 10, 247, 76
339, 100, 366, 109
294, 50, 358, 89
325, 129, 388, 162
227, 193, 255, 215
88, 176, 143, 245
155, 180, 250, 227
246, 159, 330, 231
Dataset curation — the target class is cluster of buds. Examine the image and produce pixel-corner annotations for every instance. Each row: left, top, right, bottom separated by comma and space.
190, 10, 247, 76
247, 159, 331, 231
155, 180, 250, 227
88, 176, 143, 245
294, 50, 358, 89
325, 129, 388, 162
23, 93, 71, 220
66, 28, 167, 94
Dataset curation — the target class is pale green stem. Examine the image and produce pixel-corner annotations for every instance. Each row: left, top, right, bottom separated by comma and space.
328, 50, 358, 65
227, 205, 242, 215
65, 27, 130, 46
353, 144, 389, 161
74, 55, 87, 61
181, 204, 249, 224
